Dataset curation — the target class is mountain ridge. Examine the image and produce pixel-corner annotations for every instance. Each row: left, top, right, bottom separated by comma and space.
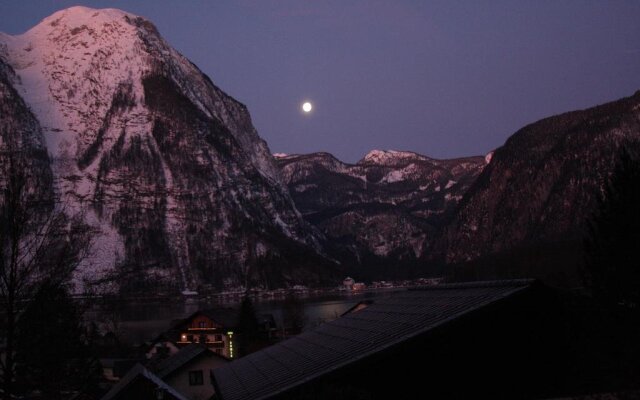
445, 89, 640, 272
276, 148, 488, 268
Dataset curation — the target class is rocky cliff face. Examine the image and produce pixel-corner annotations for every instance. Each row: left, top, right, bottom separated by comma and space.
0, 7, 331, 292
0, 57, 54, 216
276, 150, 487, 264
445, 90, 640, 264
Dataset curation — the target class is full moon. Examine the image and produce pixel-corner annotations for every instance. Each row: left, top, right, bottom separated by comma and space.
302, 102, 313, 113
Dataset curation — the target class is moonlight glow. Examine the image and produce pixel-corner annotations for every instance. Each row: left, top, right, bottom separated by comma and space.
302, 102, 313, 113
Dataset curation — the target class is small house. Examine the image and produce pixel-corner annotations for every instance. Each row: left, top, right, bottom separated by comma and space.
173, 308, 239, 359
155, 344, 229, 400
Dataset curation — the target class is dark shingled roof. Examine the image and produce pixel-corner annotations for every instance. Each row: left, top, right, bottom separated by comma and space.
212, 280, 536, 400
195, 308, 240, 328
155, 344, 223, 379
169, 307, 239, 332
101, 363, 189, 400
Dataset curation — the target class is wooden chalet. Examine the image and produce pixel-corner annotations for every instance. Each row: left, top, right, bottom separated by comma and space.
173, 308, 239, 359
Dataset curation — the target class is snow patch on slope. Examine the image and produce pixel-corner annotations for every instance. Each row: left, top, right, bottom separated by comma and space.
485, 151, 494, 164
380, 163, 420, 183
360, 149, 428, 165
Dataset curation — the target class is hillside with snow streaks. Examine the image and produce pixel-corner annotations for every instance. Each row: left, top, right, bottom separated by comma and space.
276, 150, 487, 263
0, 7, 332, 292
445, 90, 640, 264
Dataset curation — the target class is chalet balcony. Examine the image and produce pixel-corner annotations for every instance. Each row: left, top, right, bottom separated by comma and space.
177, 337, 225, 348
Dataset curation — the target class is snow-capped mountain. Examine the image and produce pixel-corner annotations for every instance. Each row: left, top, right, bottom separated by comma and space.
276, 150, 487, 265
0, 7, 332, 292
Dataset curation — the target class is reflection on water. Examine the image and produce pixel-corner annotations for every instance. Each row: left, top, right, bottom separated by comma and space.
88, 289, 404, 345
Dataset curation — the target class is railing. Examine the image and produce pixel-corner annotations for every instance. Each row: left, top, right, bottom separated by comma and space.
177, 338, 225, 348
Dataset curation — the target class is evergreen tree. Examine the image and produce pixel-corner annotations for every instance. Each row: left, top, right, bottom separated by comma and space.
236, 295, 260, 357
584, 148, 640, 308
14, 282, 101, 399
282, 291, 306, 335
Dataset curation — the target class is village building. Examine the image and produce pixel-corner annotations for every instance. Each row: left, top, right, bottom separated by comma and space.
155, 344, 230, 400
144, 333, 181, 360
172, 308, 239, 359
101, 345, 229, 400
101, 364, 189, 400
342, 277, 355, 290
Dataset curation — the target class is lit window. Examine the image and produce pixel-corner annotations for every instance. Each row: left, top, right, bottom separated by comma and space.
198, 321, 207, 328
189, 370, 204, 386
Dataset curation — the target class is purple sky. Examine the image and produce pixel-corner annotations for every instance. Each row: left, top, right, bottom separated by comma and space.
2, 1, 640, 163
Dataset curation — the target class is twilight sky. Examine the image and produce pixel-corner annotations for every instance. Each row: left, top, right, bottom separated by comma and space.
1, 1, 640, 163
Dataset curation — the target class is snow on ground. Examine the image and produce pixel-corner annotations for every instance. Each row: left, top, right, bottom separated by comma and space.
485, 151, 494, 164
362, 149, 425, 165
273, 214, 293, 237
294, 183, 317, 192
381, 163, 419, 183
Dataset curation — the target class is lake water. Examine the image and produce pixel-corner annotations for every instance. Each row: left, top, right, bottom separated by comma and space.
92, 289, 405, 345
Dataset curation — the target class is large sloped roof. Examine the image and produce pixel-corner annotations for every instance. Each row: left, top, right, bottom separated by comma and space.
196, 308, 240, 328
212, 280, 536, 400
100, 363, 189, 400
156, 344, 228, 379
171, 307, 240, 330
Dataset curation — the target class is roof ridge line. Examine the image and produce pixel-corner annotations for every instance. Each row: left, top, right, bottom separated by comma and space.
409, 279, 536, 291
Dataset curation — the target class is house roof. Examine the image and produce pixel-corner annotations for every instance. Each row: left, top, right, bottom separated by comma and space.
155, 344, 228, 379
100, 363, 189, 400
212, 280, 536, 400
175, 307, 240, 330
340, 300, 374, 317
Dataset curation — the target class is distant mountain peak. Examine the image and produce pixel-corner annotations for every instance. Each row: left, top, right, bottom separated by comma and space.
359, 149, 428, 165
40, 5, 133, 22
21, 6, 144, 40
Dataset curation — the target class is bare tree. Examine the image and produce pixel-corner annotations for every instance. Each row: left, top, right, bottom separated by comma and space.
0, 149, 92, 398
